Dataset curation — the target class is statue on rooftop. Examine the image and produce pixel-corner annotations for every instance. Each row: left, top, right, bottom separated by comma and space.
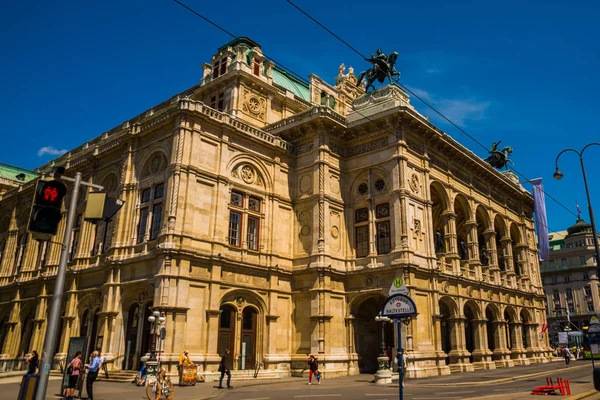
484, 140, 514, 170
356, 49, 400, 92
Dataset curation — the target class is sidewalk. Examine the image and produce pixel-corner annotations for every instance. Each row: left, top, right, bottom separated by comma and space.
0, 359, 597, 400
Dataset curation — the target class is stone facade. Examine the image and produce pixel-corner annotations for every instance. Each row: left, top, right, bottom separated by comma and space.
0, 37, 550, 378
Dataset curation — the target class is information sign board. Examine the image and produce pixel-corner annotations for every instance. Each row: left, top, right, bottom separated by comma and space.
388, 276, 409, 296
558, 331, 568, 345
382, 294, 417, 318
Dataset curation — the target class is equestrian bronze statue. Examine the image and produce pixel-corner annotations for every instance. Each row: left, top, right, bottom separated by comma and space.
484, 141, 513, 170
356, 49, 400, 92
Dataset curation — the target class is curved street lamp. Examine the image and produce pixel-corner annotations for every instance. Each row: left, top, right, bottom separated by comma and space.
553, 142, 600, 273
554, 143, 600, 379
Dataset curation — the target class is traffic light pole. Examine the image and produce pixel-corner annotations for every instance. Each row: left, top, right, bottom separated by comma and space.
35, 172, 82, 400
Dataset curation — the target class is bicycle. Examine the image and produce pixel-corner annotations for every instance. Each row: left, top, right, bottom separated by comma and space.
146, 367, 175, 400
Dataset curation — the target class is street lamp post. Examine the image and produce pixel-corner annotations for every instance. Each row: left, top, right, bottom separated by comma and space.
146, 310, 166, 376
554, 142, 600, 390
553, 142, 600, 282
374, 312, 392, 384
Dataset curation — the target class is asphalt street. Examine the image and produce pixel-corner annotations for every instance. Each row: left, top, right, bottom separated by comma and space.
0, 360, 597, 400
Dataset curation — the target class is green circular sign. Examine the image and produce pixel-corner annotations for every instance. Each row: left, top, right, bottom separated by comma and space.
393, 277, 403, 288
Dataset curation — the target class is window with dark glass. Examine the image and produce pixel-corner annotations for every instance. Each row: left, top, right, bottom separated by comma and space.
248, 197, 260, 212
584, 286, 591, 296
374, 179, 386, 192
566, 289, 573, 299
138, 183, 164, 243
376, 221, 391, 254
229, 191, 262, 250
229, 212, 241, 246
231, 191, 243, 207
247, 216, 259, 251
357, 182, 368, 196
150, 203, 162, 240
355, 208, 369, 223
220, 308, 231, 328
376, 203, 389, 218
356, 225, 369, 258
70, 214, 82, 261
588, 303, 595, 312
584, 272, 590, 280
14, 233, 28, 274
553, 291, 559, 301
137, 207, 148, 243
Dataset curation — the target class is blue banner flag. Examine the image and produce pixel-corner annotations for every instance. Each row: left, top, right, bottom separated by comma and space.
531, 178, 549, 260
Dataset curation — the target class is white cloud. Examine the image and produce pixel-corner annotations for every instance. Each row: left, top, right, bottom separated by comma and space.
405, 86, 490, 127
37, 146, 68, 157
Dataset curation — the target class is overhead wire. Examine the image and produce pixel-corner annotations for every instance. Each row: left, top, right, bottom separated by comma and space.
285, 0, 579, 222
171, 0, 572, 235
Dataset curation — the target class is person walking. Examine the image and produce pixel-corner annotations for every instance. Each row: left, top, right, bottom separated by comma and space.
26, 350, 39, 375
217, 349, 232, 389
64, 351, 84, 400
307, 355, 319, 385
562, 346, 572, 367
84, 351, 102, 399
400, 351, 408, 388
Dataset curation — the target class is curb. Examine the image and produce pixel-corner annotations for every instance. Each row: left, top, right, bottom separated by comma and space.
407, 364, 588, 387
567, 389, 599, 400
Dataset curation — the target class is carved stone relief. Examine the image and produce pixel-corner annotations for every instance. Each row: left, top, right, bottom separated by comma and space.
409, 173, 420, 193
413, 218, 421, 238
242, 89, 266, 120
299, 174, 312, 194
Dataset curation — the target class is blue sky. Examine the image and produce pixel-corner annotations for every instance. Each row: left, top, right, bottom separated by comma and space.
1, 0, 599, 233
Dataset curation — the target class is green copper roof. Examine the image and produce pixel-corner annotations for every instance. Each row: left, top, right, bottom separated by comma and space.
218, 37, 261, 52
272, 66, 310, 102
0, 163, 38, 183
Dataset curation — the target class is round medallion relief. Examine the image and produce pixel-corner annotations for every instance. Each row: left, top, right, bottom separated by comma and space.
331, 226, 339, 239
247, 96, 261, 115
241, 165, 255, 184
300, 225, 311, 236
149, 155, 163, 174
365, 276, 376, 288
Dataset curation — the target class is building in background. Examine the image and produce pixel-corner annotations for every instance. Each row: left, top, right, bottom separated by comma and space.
0, 38, 550, 379
541, 218, 600, 347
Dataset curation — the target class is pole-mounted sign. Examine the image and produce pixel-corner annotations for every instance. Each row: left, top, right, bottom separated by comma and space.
382, 278, 417, 400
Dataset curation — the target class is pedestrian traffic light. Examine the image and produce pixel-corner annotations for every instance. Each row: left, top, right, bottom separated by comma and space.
28, 180, 67, 235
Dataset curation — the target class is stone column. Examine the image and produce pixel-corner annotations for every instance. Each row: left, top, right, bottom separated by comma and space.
471, 319, 495, 370
447, 316, 472, 371
443, 212, 459, 273
493, 320, 514, 367
486, 230, 499, 283
510, 321, 530, 365
432, 314, 451, 375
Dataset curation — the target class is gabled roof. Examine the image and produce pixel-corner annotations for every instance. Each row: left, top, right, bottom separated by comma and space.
0, 162, 38, 183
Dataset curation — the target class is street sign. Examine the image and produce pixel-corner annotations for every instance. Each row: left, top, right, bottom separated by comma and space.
588, 323, 600, 345
388, 276, 408, 296
591, 316, 599, 325
382, 294, 417, 318
558, 331, 568, 345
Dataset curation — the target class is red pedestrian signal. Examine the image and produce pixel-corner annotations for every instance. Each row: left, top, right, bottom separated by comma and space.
29, 180, 67, 235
